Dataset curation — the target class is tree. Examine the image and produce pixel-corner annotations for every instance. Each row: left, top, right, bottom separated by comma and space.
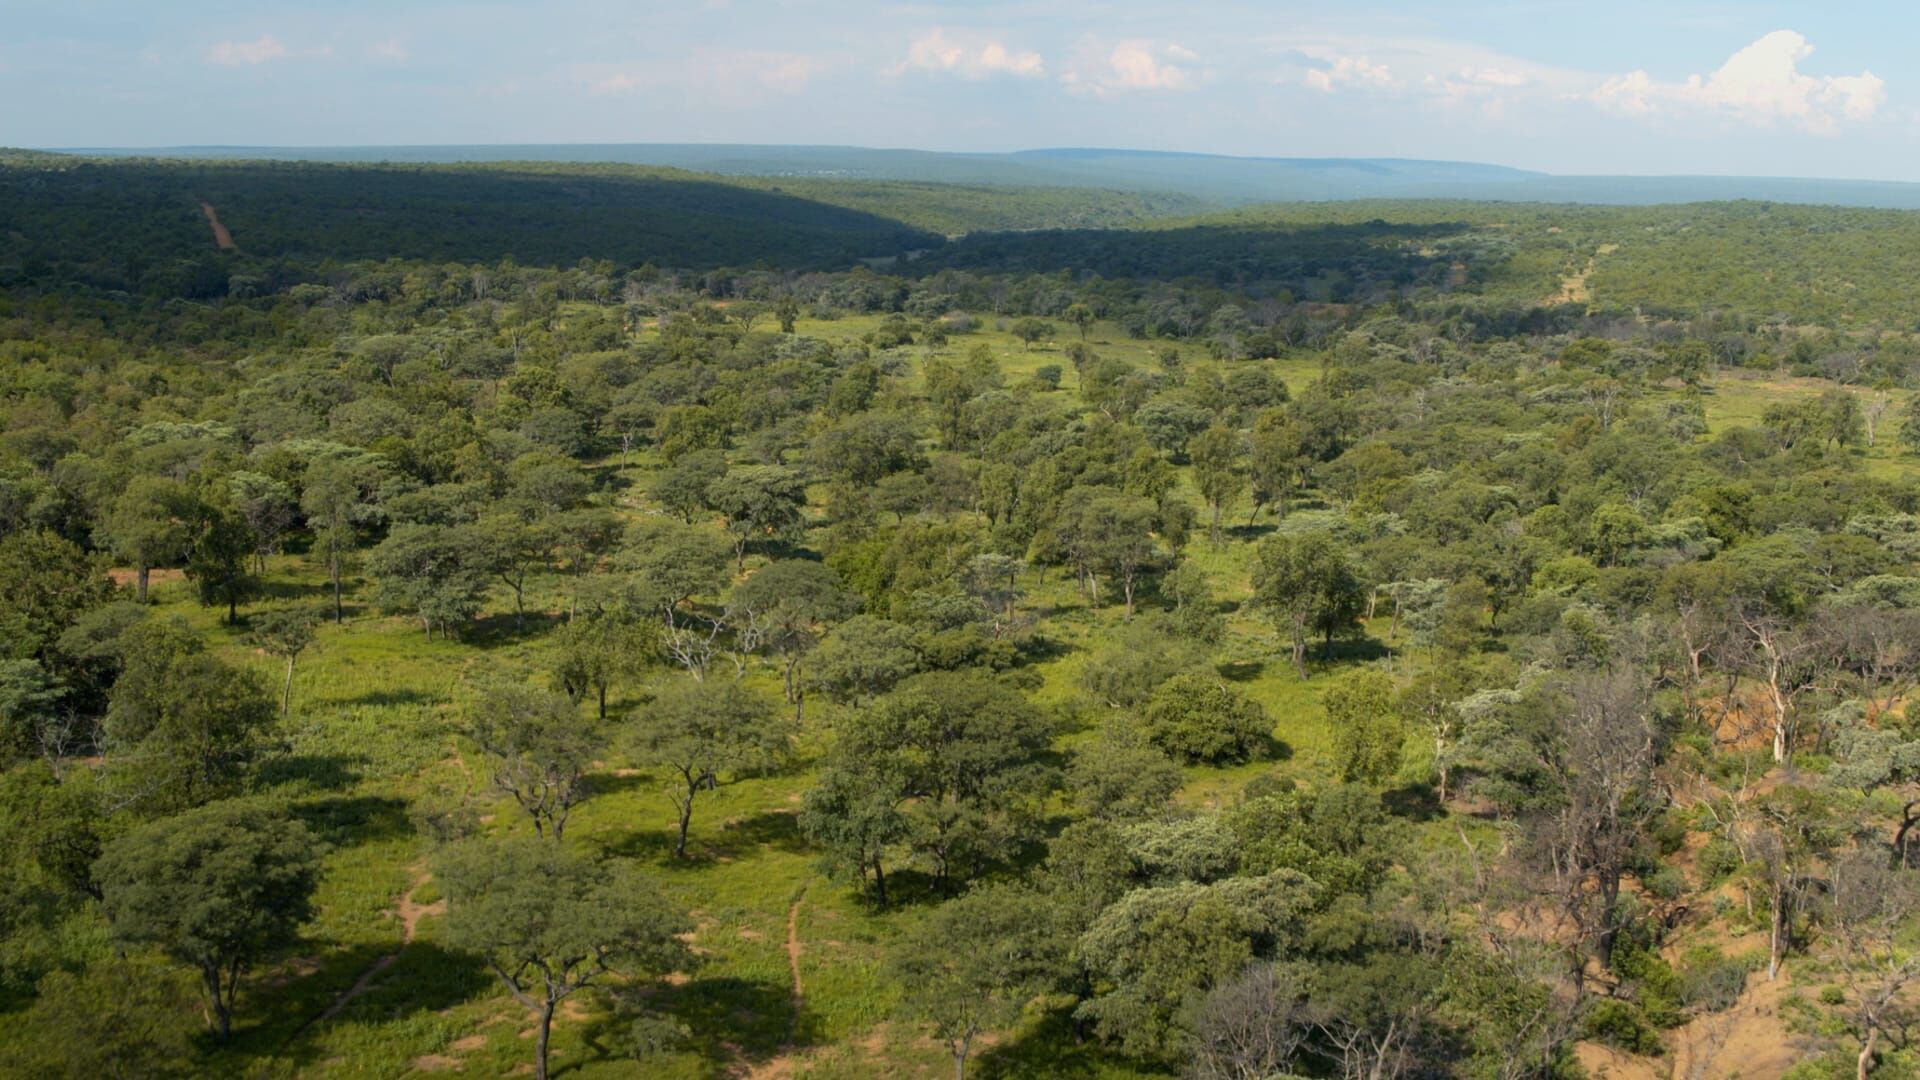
799, 762, 910, 906
805, 615, 921, 705
1066, 491, 1166, 619
367, 523, 493, 640
227, 470, 296, 572
95, 800, 321, 1039
469, 684, 601, 840
1067, 718, 1183, 820
437, 839, 693, 1080
20, 956, 201, 1079
1825, 849, 1920, 1080
629, 678, 792, 858
183, 500, 259, 624
474, 514, 555, 629
707, 465, 808, 571
1142, 673, 1272, 765
810, 670, 1053, 888
892, 885, 1065, 1080
553, 609, 657, 719
103, 620, 276, 815
728, 559, 861, 715
1065, 302, 1096, 342
1010, 317, 1055, 351
1189, 426, 1244, 544
1323, 669, 1403, 785
247, 607, 317, 717
651, 449, 727, 524
1253, 530, 1368, 677
300, 458, 377, 623
99, 476, 195, 603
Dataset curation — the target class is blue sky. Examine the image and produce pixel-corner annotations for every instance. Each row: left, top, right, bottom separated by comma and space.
4, 1, 1916, 178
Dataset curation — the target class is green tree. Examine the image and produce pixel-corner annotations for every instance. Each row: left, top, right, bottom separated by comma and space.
707, 465, 808, 571
103, 620, 276, 815
437, 839, 693, 1080
729, 559, 862, 715
805, 615, 921, 704
1067, 718, 1183, 820
1189, 426, 1244, 544
20, 956, 201, 1078
1253, 530, 1368, 677
300, 458, 377, 624
95, 800, 321, 1039
629, 678, 792, 858
246, 607, 317, 717
99, 476, 195, 603
1142, 673, 1273, 764
892, 885, 1066, 1080
812, 670, 1053, 888
1010, 317, 1055, 351
469, 684, 601, 840
184, 499, 260, 624
367, 523, 493, 639
1324, 668, 1403, 784
552, 610, 657, 719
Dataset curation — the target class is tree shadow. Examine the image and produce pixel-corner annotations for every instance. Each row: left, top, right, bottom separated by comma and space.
243, 942, 493, 1067
257, 752, 367, 792
1216, 659, 1264, 682
1225, 522, 1277, 542
971, 1008, 1121, 1078
1382, 782, 1444, 822
631, 975, 823, 1077
331, 687, 439, 708
289, 794, 415, 847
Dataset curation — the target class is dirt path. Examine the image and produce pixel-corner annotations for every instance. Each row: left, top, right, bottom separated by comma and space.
302, 865, 443, 1032
201, 202, 237, 251
1547, 243, 1618, 306
784, 889, 806, 1035
742, 890, 809, 1080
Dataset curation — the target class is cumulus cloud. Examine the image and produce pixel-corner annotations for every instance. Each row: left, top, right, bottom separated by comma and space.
888, 29, 1043, 80
1063, 40, 1200, 97
207, 35, 287, 66
1592, 31, 1885, 134
1293, 46, 1399, 93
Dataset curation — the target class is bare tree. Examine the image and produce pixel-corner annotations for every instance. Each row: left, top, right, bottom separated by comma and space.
1825, 850, 1920, 1080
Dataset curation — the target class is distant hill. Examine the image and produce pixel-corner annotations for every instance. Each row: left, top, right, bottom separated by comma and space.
50, 143, 1920, 209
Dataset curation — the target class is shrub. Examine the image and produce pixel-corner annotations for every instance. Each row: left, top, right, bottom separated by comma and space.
1141, 674, 1270, 764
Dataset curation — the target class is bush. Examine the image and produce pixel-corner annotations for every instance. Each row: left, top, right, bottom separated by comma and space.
1141, 673, 1270, 764
1583, 998, 1665, 1056
1678, 946, 1749, 1013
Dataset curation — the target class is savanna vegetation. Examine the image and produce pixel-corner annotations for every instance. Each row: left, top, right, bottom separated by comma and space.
4, 152, 1920, 1078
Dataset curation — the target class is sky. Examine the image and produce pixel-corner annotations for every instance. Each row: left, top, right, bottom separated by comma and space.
4, 1, 1918, 179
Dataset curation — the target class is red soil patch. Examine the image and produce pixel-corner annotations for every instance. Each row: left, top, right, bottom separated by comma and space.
201, 202, 237, 251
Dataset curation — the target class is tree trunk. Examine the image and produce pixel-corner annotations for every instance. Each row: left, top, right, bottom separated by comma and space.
953, 1033, 972, 1080
331, 561, 344, 623
137, 564, 151, 603
1858, 1027, 1876, 1080
597, 684, 608, 721
535, 999, 556, 1080
674, 788, 695, 858
281, 657, 296, 717
872, 856, 888, 908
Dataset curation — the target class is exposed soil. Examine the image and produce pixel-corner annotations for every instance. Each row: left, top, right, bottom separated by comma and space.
303, 865, 443, 1031
201, 202, 237, 251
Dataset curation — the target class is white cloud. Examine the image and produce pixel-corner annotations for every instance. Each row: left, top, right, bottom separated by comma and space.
1063, 40, 1200, 97
584, 49, 826, 104
888, 29, 1043, 80
1293, 46, 1399, 93
1592, 31, 1884, 134
207, 35, 286, 66
365, 38, 408, 63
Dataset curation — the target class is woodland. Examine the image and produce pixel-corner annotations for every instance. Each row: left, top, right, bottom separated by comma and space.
2, 154, 1920, 1078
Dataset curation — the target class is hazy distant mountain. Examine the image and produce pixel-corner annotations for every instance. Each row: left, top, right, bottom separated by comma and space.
48, 143, 1920, 210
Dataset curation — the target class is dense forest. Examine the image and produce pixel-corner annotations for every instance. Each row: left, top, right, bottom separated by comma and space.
4, 153, 1920, 1079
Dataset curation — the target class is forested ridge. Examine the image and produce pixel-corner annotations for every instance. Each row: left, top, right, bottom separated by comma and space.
3, 157, 1920, 1079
